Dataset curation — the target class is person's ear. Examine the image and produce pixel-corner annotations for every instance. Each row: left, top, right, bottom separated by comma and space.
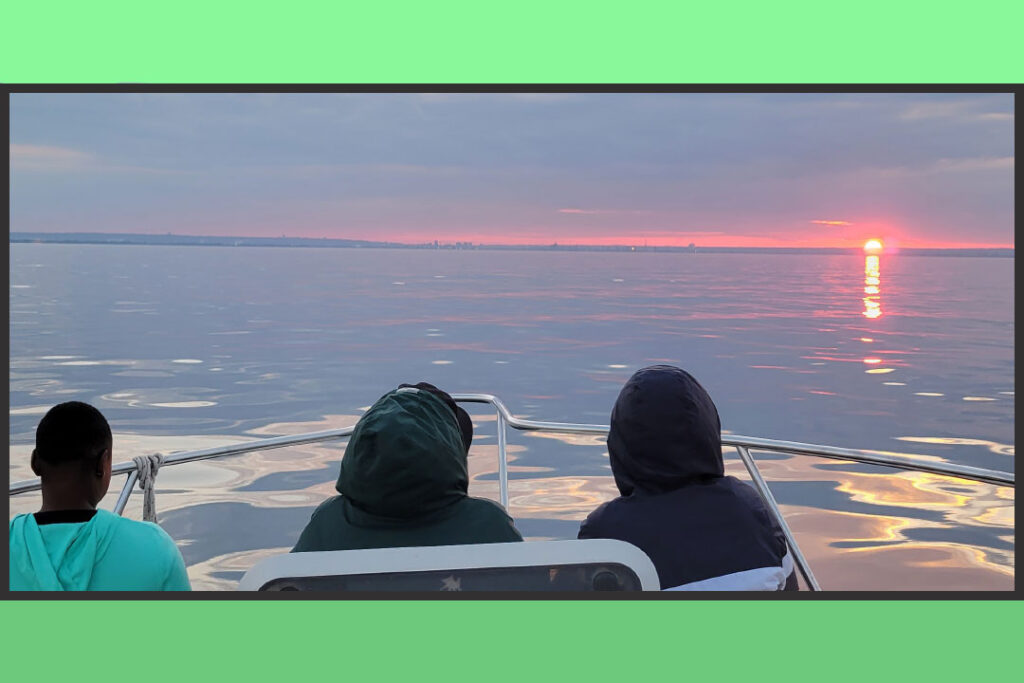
95, 447, 112, 478
30, 449, 40, 476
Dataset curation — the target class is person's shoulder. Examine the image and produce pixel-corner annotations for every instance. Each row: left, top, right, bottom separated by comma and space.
719, 476, 771, 509
305, 495, 345, 526
9, 513, 30, 531
86, 512, 190, 590
461, 497, 523, 541
104, 511, 180, 552
312, 495, 344, 514
717, 476, 786, 539
578, 497, 627, 537
583, 496, 625, 523
291, 495, 345, 552
463, 496, 515, 520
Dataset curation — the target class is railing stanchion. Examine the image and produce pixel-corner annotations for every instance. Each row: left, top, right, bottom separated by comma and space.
113, 470, 138, 517
736, 445, 821, 591
497, 410, 509, 508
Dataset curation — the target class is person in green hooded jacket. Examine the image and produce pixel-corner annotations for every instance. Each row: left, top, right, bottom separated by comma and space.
9, 401, 191, 591
292, 383, 523, 552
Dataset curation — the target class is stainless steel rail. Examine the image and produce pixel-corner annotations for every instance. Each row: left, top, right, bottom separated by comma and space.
452, 394, 1015, 487
10, 393, 1015, 591
719, 434, 1013, 487
736, 446, 820, 591
9, 425, 356, 496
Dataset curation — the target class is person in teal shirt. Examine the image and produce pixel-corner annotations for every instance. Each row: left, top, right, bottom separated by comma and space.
9, 401, 191, 591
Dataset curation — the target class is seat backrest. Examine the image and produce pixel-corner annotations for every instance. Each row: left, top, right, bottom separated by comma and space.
237, 539, 660, 591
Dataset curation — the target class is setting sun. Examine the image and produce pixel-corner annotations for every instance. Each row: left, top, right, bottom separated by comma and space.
864, 239, 883, 253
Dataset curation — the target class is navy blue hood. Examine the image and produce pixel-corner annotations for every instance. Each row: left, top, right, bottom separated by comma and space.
607, 365, 724, 496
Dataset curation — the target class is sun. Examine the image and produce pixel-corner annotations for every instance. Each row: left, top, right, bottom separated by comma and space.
863, 239, 883, 253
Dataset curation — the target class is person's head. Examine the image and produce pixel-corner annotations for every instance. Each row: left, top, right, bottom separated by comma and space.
336, 385, 470, 518
397, 382, 473, 453
607, 365, 723, 496
30, 401, 113, 507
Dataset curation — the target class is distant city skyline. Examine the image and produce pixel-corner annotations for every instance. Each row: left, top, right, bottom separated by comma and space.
10, 93, 1015, 248
11, 230, 1014, 258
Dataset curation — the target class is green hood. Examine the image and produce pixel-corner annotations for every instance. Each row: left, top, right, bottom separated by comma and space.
337, 388, 468, 519
9, 510, 118, 591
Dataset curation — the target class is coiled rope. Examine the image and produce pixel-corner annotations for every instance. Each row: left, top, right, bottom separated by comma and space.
131, 454, 164, 523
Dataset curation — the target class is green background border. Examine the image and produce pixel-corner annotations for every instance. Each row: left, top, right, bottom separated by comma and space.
2, 0, 1023, 83
1, 601, 1021, 679
2, 1, 1018, 680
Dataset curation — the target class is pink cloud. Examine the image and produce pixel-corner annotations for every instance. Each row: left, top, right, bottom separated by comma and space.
557, 208, 655, 216
10, 144, 91, 170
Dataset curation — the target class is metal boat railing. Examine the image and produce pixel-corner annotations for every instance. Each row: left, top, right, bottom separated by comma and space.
9, 393, 1015, 591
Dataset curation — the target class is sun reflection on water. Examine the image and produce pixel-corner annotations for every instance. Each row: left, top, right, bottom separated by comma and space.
862, 255, 882, 319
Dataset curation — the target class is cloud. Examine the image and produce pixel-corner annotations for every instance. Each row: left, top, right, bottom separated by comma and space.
557, 208, 653, 215
868, 155, 1014, 180
10, 142, 187, 176
977, 112, 1013, 121
898, 100, 974, 120
897, 98, 1014, 124
10, 144, 91, 170
811, 220, 853, 226
929, 156, 1013, 173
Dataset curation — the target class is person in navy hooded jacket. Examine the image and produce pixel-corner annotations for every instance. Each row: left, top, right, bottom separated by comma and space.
579, 365, 797, 591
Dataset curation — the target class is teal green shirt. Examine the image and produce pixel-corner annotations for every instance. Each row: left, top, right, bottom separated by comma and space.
9, 509, 191, 591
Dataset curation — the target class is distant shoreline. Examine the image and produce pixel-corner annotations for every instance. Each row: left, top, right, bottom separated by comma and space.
9, 232, 1014, 258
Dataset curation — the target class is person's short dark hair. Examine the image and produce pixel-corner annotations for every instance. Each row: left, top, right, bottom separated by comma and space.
34, 401, 112, 467
397, 382, 473, 452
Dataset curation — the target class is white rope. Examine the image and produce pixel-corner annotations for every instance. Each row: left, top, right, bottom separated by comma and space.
132, 453, 164, 523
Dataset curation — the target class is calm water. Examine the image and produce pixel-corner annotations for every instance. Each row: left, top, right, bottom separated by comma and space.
8, 244, 1015, 590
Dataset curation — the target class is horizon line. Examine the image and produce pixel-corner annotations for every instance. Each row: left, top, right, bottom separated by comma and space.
8, 230, 1015, 252
9, 231, 1015, 252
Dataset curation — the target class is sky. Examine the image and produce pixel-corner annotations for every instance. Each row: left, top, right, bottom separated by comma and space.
9, 93, 1015, 248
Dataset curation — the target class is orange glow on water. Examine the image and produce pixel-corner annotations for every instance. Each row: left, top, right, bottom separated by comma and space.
862, 255, 882, 319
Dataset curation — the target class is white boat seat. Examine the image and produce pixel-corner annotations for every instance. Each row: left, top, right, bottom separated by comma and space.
237, 539, 660, 591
